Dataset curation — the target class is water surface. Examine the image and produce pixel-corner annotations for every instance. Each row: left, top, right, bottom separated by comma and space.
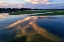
0, 13, 64, 42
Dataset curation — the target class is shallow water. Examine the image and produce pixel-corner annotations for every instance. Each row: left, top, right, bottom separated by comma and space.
0, 13, 64, 42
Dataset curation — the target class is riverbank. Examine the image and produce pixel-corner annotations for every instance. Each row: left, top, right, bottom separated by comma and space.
9, 10, 64, 15
30, 13, 64, 16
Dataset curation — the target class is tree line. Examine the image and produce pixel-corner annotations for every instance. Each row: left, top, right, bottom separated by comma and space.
0, 8, 64, 13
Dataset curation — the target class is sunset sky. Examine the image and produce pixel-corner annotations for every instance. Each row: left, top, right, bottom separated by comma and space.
0, 0, 64, 9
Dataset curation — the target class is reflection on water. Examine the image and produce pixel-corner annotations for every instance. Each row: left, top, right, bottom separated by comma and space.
0, 13, 9, 21
45, 12, 53, 13
0, 15, 64, 42
6, 16, 63, 42
7, 17, 31, 28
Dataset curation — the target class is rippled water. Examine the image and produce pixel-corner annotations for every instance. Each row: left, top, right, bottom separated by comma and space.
0, 13, 64, 42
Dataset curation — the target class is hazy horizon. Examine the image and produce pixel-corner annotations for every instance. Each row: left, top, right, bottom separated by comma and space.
0, 0, 64, 9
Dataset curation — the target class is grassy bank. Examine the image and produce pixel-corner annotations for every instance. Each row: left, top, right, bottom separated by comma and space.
31, 12, 64, 16
9, 10, 64, 15
9, 10, 49, 15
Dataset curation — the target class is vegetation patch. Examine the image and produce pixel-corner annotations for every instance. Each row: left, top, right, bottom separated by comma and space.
9, 10, 64, 15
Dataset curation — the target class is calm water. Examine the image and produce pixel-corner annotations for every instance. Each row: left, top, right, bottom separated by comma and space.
0, 13, 64, 42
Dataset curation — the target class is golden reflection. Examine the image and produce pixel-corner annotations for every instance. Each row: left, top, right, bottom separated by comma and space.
0, 14, 8, 20
7, 17, 31, 28
29, 21, 60, 41
0, 15, 2, 16
7, 16, 61, 42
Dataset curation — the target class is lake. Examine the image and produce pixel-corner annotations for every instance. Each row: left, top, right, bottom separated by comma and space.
0, 13, 64, 42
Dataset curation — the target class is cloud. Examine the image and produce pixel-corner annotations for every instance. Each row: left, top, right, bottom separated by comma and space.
0, 1, 4, 3
0, 0, 64, 9
25, 0, 50, 4
0, 1, 9, 7
22, 3, 64, 9
17, 4, 23, 8
0, 1, 23, 8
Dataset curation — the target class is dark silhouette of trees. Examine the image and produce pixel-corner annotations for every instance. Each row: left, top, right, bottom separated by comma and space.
0, 8, 64, 13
